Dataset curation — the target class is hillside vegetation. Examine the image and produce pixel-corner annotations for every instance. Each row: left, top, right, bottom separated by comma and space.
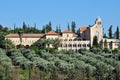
0, 48, 120, 80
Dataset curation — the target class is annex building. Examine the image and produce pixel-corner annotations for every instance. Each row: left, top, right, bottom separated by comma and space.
5, 18, 120, 51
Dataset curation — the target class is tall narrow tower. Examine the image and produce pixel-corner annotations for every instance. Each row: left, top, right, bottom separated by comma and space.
90, 17, 103, 47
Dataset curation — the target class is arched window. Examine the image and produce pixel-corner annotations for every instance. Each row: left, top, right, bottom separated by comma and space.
64, 39, 67, 41
69, 39, 72, 41
67, 34, 69, 37
78, 44, 81, 47
68, 44, 72, 47
94, 31, 99, 38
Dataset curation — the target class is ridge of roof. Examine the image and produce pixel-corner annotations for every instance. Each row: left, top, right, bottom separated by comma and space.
46, 31, 58, 35
63, 30, 72, 33
5, 33, 45, 38
80, 27, 88, 31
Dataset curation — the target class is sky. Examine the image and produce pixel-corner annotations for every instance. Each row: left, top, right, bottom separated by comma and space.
0, 0, 120, 34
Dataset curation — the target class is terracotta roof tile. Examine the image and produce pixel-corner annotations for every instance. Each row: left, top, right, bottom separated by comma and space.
5, 34, 45, 38
46, 31, 58, 35
80, 27, 87, 32
63, 30, 72, 33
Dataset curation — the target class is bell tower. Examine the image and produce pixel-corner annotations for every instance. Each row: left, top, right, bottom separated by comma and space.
90, 17, 103, 47
95, 17, 102, 27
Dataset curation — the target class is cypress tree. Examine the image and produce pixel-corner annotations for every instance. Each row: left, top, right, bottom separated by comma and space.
108, 25, 112, 38
71, 21, 76, 33
116, 26, 119, 39
67, 23, 70, 30
56, 26, 59, 33
93, 36, 99, 47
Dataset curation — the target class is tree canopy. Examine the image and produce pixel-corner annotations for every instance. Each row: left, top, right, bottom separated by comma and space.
108, 25, 112, 38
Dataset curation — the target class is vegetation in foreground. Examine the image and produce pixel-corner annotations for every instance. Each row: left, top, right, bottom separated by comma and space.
0, 48, 120, 80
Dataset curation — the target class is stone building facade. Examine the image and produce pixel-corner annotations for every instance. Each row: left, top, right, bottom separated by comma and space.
5, 18, 120, 50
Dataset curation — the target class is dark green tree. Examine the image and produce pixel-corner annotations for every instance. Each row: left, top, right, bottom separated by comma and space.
47, 21, 52, 32
52, 38, 61, 49
104, 39, 108, 49
93, 36, 99, 47
14, 24, 16, 33
116, 26, 119, 39
0, 32, 6, 48
58, 25, 61, 33
0, 24, 3, 31
22, 22, 27, 32
4, 39, 15, 50
108, 25, 112, 38
17, 30, 23, 45
41, 22, 52, 33
71, 21, 76, 33
67, 23, 70, 30
55, 26, 59, 33
103, 33, 107, 38
41, 25, 45, 33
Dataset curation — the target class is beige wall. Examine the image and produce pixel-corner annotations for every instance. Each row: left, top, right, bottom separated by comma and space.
46, 35, 59, 39
5, 37, 40, 46
90, 22, 103, 47
58, 40, 90, 51
102, 38, 120, 49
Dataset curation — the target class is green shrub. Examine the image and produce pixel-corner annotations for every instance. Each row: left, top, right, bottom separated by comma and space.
103, 48, 110, 53
112, 48, 119, 54
78, 48, 87, 54
30, 45, 39, 54
90, 47, 102, 54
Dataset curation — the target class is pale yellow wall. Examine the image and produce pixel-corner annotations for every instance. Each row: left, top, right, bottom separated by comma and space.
46, 35, 58, 39
102, 38, 120, 49
90, 21, 103, 47
85, 29, 90, 40
58, 32, 90, 51
58, 40, 90, 51
5, 37, 40, 46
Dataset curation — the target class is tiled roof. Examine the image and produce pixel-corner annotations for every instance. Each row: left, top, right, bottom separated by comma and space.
5, 34, 45, 38
63, 30, 72, 33
80, 27, 87, 32
46, 31, 58, 35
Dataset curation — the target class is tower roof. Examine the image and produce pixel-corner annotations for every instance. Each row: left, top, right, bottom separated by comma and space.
96, 17, 102, 22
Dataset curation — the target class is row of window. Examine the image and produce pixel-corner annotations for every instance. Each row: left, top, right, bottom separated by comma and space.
61, 39, 88, 41
60, 44, 90, 47
12, 40, 34, 43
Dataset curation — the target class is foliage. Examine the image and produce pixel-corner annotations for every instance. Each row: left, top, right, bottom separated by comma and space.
16, 44, 24, 48
78, 48, 87, 54
55, 26, 59, 33
13, 23, 41, 34
4, 39, 15, 50
112, 48, 119, 54
104, 39, 108, 48
0, 32, 6, 48
90, 47, 102, 54
93, 36, 99, 47
103, 48, 110, 53
67, 23, 70, 30
108, 25, 112, 38
1, 48, 120, 79
52, 38, 61, 49
116, 26, 119, 39
71, 21, 76, 33
30, 45, 40, 54
41, 21, 52, 33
